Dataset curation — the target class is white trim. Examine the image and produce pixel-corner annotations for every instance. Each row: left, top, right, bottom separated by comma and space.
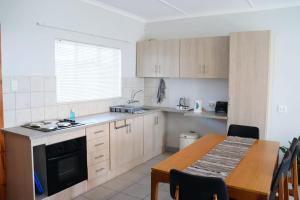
157, 0, 188, 15
36, 22, 131, 43
80, 0, 146, 23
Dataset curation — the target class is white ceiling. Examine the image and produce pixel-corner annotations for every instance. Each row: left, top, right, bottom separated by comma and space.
82, 0, 300, 22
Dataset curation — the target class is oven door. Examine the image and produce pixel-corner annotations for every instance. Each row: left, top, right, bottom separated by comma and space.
46, 143, 87, 195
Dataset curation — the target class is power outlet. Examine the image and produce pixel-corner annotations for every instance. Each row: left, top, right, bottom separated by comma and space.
277, 105, 288, 113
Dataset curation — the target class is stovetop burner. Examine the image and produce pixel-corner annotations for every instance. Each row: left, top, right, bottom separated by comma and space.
22, 119, 84, 132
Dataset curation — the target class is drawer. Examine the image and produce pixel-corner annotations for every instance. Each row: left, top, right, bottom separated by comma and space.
88, 160, 109, 180
87, 148, 109, 166
87, 136, 109, 153
86, 124, 109, 141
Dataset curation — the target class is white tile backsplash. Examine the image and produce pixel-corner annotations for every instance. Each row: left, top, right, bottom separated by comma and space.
31, 107, 45, 121
44, 91, 57, 106
16, 93, 31, 109
16, 109, 31, 124
30, 77, 44, 92
45, 106, 58, 120
44, 77, 56, 91
3, 93, 15, 110
4, 110, 16, 125
15, 76, 30, 93
31, 92, 44, 108
2, 76, 145, 127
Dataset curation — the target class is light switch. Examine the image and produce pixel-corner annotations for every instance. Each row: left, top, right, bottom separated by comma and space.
277, 105, 288, 113
11, 79, 18, 92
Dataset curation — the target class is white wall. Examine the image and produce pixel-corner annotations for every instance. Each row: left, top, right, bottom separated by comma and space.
145, 6, 300, 146
0, 0, 145, 127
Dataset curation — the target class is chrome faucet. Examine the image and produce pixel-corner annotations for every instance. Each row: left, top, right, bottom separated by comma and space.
128, 89, 143, 104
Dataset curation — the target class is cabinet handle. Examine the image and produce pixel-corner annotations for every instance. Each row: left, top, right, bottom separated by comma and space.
199, 64, 203, 74
94, 155, 104, 159
114, 120, 129, 130
154, 116, 158, 125
158, 65, 161, 73
94, 142, 104, 147
94, 130, 104, 134
96, 168, 105, 173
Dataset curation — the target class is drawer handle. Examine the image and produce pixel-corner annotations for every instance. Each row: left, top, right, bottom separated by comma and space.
96, 168, 105, 173
94, 130, 104, 134
94, 142, 104, 147
94, 155, 104, 159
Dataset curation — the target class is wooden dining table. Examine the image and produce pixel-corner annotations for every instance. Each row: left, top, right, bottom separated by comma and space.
151, 134, 280, 200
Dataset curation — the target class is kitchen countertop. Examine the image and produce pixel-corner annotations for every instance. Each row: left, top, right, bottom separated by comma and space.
3, 105, 226, 144
144, 105, 228, 120
3, 109, 160, 141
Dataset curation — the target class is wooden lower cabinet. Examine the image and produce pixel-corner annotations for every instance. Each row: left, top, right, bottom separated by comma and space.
110, 117, 144, 170
143, 112, 166, 161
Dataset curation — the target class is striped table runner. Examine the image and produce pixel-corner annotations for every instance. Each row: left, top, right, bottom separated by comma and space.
184, 136, 256, 179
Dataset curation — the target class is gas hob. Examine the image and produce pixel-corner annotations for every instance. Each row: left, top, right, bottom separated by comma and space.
22, 119, 84, 132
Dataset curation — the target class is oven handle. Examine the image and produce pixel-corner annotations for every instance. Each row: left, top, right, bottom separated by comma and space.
47, 150, 81, 161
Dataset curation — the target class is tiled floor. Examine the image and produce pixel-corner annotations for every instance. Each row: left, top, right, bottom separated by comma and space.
74, 153, 173, 200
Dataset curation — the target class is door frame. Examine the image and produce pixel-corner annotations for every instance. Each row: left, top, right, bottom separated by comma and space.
0, 24, 6, 200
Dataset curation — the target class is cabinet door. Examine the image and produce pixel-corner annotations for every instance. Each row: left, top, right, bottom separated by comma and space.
136, 40, 158, 77
180, 38, 205, 78
143, 114, 155, 161
110, 120, 130, 170
128, 117, 144, 161
203, 37, 229, 78
228, 31, 271, 138
157, 40, 180, 77
153, 112, 166, 157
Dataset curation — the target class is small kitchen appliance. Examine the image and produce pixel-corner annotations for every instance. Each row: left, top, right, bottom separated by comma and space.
215, 101, 228, 113
177, 97, 189, 110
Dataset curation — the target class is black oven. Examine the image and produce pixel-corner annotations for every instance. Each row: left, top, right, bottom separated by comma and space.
46, 136, 87, 196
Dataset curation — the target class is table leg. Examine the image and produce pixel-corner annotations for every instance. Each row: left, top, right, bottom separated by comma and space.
151, 171, 159, 200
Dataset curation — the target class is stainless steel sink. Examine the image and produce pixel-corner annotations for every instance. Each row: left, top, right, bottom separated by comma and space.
110, 105, 151, 114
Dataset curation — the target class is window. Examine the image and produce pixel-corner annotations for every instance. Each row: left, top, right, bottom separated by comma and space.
55, 40, 121, 103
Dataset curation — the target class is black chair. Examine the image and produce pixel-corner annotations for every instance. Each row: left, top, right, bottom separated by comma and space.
227, 124, 259, 139
170, 169, 229, 200
287, 138, 300, 200
269, 150, 292, 200
288, 138, 300, 170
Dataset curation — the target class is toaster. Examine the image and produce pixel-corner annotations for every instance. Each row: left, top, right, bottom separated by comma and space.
215, 101, 228, 113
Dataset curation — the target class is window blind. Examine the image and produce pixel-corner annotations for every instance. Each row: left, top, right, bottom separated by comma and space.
55, 40, 121, 103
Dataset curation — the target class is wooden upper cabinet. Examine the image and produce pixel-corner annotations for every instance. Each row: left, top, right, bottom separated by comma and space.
228, 31, 271, 139
157, 40, 180, 77
136, 40, 157, 77
136, 39, 179, 78
180, 36, 229, 78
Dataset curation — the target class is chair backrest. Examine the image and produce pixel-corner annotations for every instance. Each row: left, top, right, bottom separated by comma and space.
227, 124, 259, 139
170, 169, 229, 200
289, 138, 300, 170
269, 150, 292, 200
